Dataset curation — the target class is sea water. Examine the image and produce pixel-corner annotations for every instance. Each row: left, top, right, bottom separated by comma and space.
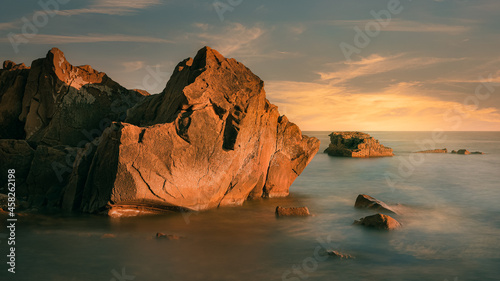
2, 132, 500, 281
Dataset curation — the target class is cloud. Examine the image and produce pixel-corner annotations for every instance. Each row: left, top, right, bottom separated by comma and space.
0, 21, 18, 31
318, 54, 465, 85
0, 34, 173, 44
122, 61, 145, 72
328, 19, 471, 34
265, 80, 500, 131
193, 23, 265, 57
0, 0, 162, 32
56, 0, 162, 16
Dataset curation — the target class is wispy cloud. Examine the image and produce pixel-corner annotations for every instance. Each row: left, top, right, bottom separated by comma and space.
328, 19, 471, 34
122, 61, 145, 72
56, 0, 162, 16
0, 21, 18, 31
0, 34, 172, 44
0, 0, 162, 32
192, 22, 265, 56
318, 54, 465, 84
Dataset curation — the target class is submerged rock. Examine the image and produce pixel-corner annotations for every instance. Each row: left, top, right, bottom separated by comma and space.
414, 148, 447, 153
470, 151, 484, 154
275, 206, 310, 217
354, 213, 401, 230
354, 194, 397, 214
156, 233, 182, 240
324, 132, 393, 157
327, 250, 355, 259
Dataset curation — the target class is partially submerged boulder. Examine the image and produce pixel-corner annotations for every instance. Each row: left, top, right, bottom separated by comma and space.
354, 213, 401, 230
156, 233, 182, 240
275, 206, 310, 217
327, 250, 355, 259
354, 194, 397, 214
456, 149, 470, 155
324, 132, 393, 157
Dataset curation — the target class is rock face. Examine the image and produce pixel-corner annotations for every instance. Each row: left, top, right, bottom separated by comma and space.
415, 148, 447, 153
80, 47, 319, 213
0, 47, 319, 215
354, 213, 401, 230
275, 206, 310, 217
324, 132, 393, 157
354, 194, 397, 214
20, 48, 147, 146
0, 140, 34, 197
0, 48, 147, 210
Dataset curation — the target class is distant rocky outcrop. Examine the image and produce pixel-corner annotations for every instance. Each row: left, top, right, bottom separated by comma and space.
324, 132, 394, 157
451, 149, 483, 155
415, 148, 447, 153
0, 47, 319, 215
354, 194, 397, 214
354, 213, 401, 230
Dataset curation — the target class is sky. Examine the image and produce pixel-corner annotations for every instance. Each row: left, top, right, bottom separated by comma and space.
1, 0, 499, 131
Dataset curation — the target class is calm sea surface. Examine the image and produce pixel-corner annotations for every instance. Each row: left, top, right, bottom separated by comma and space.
2, 132, 500, 281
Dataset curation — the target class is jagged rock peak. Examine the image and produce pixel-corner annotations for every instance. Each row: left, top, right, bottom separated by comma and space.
192, 46, 226, 68
2, 60, 28, 71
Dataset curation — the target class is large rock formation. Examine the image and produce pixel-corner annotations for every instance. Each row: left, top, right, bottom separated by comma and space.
0, 47, 319, 215
79, 47, 320, 213
324, 132, 393, 157
0, 48, 149, 211
20, 48, 148, 147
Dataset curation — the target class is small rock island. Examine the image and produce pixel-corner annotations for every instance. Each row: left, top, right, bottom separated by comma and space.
324, 132, 394, 158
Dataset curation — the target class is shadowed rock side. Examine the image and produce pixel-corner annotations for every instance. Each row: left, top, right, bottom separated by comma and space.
0, 61, 29, 139
80, 47, 320, 213
0, 48, 149, 211
324, 132, 393, 158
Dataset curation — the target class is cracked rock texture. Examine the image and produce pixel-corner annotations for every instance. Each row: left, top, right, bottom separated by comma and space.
0, 47, 319, 214
82, 47, 320, 212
